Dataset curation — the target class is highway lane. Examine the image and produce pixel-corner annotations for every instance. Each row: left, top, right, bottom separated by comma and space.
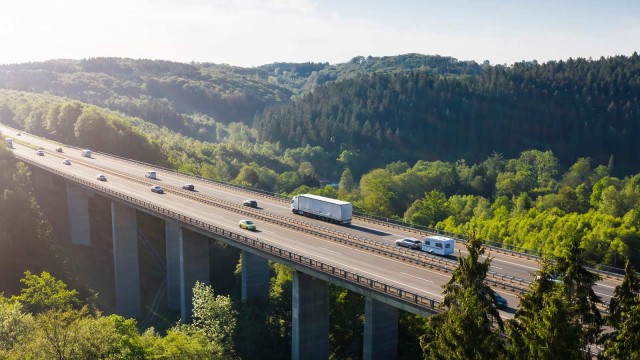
1, 124, 618, 307
7, 138, 461, 309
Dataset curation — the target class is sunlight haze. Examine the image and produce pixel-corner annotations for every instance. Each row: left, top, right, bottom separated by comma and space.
1, 0, 639, 66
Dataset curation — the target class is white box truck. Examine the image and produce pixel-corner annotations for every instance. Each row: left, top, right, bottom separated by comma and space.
5, 138, 13, 148
291, 194, 352, 225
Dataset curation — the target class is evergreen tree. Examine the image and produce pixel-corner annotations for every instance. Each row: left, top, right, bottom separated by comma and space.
421, 234, 505, 359
506, 260, 584, 359
603, 259, 640, 359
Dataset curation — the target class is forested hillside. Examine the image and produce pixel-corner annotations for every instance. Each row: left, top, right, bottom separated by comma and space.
0, 58, 292, 140
0, 54, 478, 144
3, 53, 640, 358
255, 53, 640, 174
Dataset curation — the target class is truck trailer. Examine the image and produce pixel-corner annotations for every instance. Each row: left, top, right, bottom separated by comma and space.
291, 194, 352, 225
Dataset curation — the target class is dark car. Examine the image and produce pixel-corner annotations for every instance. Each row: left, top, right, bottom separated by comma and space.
395, 237, 422, 250
182, 184, 195, 191
56, 147, 63, 153
494, 292, 508, 309
243, 199, 258, 208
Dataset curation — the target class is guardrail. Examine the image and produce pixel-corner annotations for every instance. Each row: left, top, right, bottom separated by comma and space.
104, 147, 628, 280
5, 123, 625, 280
354, 212, 626, 280
15, 153, 443, 313
46, 149, 535, 293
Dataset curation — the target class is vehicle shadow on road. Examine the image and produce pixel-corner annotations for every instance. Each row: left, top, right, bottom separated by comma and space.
348, 224, 391, 236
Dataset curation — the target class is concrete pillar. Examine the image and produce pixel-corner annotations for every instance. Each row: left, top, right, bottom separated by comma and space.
179, 229, 210, 322
165, 221, 181, 311
111, 201, 141, 318
292, 272, 329, 360
66, 182, 91, 246
241, 250, 270, 303
363, 297, 398, 360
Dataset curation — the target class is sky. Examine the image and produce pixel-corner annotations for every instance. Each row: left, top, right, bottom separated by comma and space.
1, 0, 639, 67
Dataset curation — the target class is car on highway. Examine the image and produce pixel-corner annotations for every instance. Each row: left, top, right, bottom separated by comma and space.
494, 292, 508, 309
96, 174, 107, 181
62, 159, 71, 165
243, 199, 258, 208
56, 147, 63, 153
239, 219, 256, 231
395, 237, 422, 250
36, 149, 44, 156
182, 183, 195, 191
16, 132, 21, 136
150, 185, 164, 194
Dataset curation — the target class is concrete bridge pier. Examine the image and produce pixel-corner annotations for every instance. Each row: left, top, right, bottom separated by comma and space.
292, 271, 329, 360
111, 201, 141, 318
178, 228, 210, 322
165, 221, 181, 312
66, 182, 91, 246
363, 297, 399, 360
241, 250, 270, 303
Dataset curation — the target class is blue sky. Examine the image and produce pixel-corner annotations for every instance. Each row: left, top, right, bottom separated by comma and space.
1, 0, 638, 67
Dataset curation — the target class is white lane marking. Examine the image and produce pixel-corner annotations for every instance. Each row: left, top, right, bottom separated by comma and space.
318, 247, 342, 255
491, 258, 538, 271
597, 283, 615, 289
266, 238, 444, 299
596, 292, 612, 299
492, 266, 504, 270
401, 272, 434, 283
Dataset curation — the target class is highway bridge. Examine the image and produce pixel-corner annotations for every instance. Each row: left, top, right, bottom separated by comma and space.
0, 124, 623, 360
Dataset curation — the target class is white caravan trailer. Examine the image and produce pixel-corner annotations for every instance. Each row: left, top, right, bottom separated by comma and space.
421, 235, 455, 255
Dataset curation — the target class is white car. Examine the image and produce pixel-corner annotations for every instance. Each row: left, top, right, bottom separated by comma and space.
36, 150, 44, 156
62, 159, 71, 165
96, 174, 107, 181
150, 185, 164, 194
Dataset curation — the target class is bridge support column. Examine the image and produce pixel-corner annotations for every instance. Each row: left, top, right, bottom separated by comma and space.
241, 250, 270, 303
363, 297, 398, 360
179, 229, 210, 322
165, 221, 181, 311
66, 182, 91, 246
292, 272, 329, 360
111, 201, 141, 318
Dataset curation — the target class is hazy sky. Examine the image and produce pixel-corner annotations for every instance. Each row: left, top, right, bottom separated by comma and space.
1, 0, 638, 67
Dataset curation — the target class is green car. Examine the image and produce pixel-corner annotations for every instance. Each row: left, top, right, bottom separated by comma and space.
239, 219, 256, 231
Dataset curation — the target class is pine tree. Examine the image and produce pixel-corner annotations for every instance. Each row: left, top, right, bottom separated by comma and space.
603, 259, 640, 359
421, 234, 505, 359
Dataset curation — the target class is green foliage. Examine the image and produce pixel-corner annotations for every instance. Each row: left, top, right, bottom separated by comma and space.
256, 55, 640, 174
422, 235, 505, 359
404, 190, 450, 227
0, 300, 34, 355
13, 271, 79, 313
357, 169, 396, 217
187, 282, 238, 359
603, 259, 640, 359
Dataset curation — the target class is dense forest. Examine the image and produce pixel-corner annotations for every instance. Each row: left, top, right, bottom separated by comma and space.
0, 54, 477, 143
2, 52, 640, 358
255, 53, 640, 175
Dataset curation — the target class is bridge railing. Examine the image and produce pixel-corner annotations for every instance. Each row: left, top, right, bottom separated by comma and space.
6, 122, 625, 279
16, 154, 442, 313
